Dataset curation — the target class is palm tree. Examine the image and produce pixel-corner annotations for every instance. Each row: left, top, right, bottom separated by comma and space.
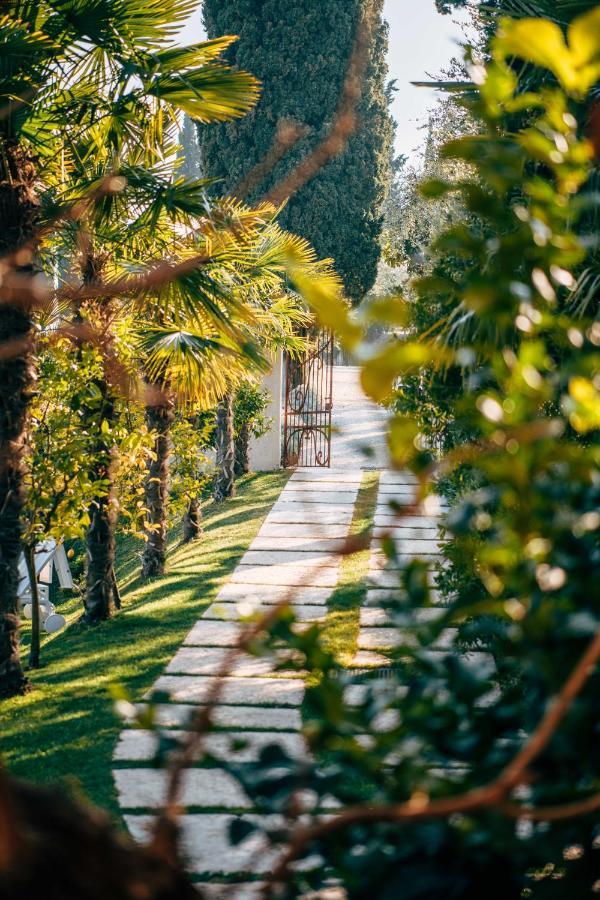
0, 0, 258, 691
136, 216, 328, 575
139, 325, 252, 576
0, 9, 72, 697
55, 160, 251, 618
213, 392, 237, 501
135, 206, 283, 573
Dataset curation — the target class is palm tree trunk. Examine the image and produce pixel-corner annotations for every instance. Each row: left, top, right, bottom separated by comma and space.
234, 422, 251, 476
82, 380, 118, 624
78, 250, 123, 624
213, 392, 235, 502
142, 390, 175, 578
0, 139, 39, 698
182, 497, 203, 542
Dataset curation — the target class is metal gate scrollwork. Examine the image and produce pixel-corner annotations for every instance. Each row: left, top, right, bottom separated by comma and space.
283, 330, 334, 468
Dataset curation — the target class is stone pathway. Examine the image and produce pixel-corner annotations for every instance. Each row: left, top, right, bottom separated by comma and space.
110, 343, 496, 894
329, 366, 389, 469
112, 367, 394, 893
113, 466, 364, 888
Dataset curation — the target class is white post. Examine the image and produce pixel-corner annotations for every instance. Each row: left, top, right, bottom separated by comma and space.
249, 350, 283, 471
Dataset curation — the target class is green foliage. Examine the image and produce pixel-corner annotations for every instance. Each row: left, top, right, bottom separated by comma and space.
0, 3, 260, 163
26, 337, 156, 545
221, 8, 600, 896
233, 381, 271, 442
24, 343, 107, 546
168, 412, 214, 523
199, 0, 393, 302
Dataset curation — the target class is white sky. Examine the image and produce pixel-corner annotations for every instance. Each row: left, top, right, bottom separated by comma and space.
178, 1, 471, 160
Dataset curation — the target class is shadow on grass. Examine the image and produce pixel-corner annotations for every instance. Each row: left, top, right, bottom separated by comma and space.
0, 472, 289, 821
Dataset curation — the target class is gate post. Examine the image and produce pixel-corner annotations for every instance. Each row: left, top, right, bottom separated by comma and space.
249, 350, 283, 471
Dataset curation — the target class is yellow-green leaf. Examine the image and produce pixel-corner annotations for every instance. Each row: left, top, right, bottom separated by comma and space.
568, 7, 600, 68
288, 263, 362, 350
361, 342, 435, 403
495, 18, 577, 93
566, 376, 600, 433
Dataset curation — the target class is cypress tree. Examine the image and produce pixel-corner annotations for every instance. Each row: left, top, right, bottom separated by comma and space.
200, 0, 393, 302
178, 114, 204, 180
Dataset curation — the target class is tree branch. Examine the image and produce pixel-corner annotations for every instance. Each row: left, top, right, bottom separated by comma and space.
263, 628, 600, 890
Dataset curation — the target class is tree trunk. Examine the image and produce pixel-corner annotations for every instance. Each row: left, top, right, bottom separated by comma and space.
213, 392, 235, 502
182, 497, 203, 542
79, 248, 122, 625
142, 391, 175, 578
234, 421, 251, 476
110, 566, 122, 610
24, 545, 40, 670
0, 139, 39, 698
82, 381, 118, 624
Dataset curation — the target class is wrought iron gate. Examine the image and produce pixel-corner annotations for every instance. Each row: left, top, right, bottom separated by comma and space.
283, 330, 334, 468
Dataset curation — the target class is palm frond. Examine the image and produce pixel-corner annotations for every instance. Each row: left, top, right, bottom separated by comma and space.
42, 0, 201, 51
149, 35, 240, 71
139, 326, 263, 406
144, 65, 260, 123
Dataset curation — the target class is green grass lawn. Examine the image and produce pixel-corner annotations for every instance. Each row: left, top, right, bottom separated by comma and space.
0, 472, 288, 820
321, 471, 380, 664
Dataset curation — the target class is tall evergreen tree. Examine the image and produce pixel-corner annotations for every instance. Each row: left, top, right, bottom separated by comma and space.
178, 114, 204, 180
200, 0, 393, 302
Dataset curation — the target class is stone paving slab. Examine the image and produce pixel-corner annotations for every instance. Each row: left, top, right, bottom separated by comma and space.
229, 565, 339, 588
257, 522, 350, 539
374, 526, 440, 540
357, 628, 404, 651
284, 481, 361, 493
136, 704, 302, 731
167, 647, 286, 678
365, 587, 443, 606
360, 606, 447, 627
115, 768, 249, 810
373, 515, 443, 530
368, 569, 413, 589
125, 814, 281, 875
275, 491, 358, 505
375, 504, 448, 519
291, 469, 363, 483
184, 621, 244, 646
241, 550, 340, 568
203, 602, 327, 622
215, 583, 332, 605
357, 627, 456, 651
272, 502, 356, 518
151, 676, 305, 707
349, 650, 389, 668
380, 538, 444, 553
379, 470, 418, 484
250, 536, 347, 552
376, 483, 420, 495
267, 509, 354, 525
370, 552, 442, 570
114, 729, 307, 763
